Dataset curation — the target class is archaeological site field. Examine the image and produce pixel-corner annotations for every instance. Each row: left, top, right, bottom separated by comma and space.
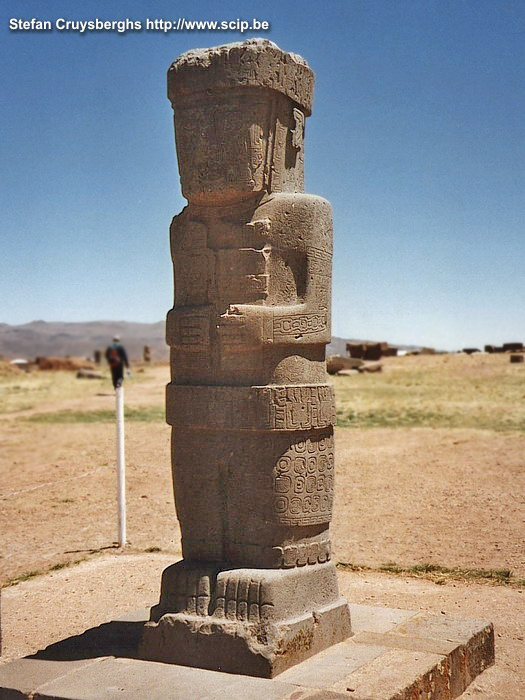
0, 352, 523, 695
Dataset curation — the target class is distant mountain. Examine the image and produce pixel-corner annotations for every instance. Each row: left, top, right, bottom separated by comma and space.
0, 323, 423, 363
0, 320, 169, 362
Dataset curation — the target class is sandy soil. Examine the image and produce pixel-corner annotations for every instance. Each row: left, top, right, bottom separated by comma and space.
334, 427, 525, 577
1, 361, 524, 696
1, 402, 523, 582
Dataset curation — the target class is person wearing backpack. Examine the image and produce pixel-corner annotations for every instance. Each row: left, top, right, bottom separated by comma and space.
105, 336, 130, 388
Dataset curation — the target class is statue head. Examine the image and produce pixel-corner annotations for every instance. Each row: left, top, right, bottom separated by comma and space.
168, 39, 314, 204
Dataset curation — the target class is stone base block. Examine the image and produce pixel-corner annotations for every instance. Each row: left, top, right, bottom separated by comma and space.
0, 604, 494, 699
141, 598, 351, 678
141, 560, 352, 677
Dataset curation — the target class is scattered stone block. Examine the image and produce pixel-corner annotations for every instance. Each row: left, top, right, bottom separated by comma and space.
36, 357, 95, 371
363, 343, 382, 361
357, 361, 382, 373
346, 343, 365, 359
76, 369, 104, 379
327, 355, 363, 374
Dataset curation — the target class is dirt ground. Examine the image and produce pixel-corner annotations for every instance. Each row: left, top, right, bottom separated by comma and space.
0, 359, 524, 696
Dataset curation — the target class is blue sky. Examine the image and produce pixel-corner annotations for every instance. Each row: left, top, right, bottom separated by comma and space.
1, 0, 523, 350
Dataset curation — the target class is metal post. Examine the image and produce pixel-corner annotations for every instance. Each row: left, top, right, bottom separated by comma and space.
116, 385, 127, 546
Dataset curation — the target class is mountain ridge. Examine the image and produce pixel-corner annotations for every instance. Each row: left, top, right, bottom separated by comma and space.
0, 320, 168, 362
0, 321, 424, 362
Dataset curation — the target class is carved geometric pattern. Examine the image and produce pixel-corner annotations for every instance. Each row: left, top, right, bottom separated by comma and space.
272, 313, 328, 338
272, 435, 334, 525
273, 539, 332, 568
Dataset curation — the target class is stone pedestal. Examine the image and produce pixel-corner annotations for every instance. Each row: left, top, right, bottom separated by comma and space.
0, 603, 495, 698
143, 561, 350, 677
140, 39, 352, 676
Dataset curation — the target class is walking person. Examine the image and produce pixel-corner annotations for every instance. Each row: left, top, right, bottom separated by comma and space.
105, 336, 129, 546
105, 336, 130, 389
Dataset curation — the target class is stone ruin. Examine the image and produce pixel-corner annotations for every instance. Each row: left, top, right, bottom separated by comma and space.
141, 39, 352, 677
346, 342, 398, 360
485, 342, 523, 354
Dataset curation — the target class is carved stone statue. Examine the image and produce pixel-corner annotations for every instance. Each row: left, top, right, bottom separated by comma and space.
141, 38, 351, 678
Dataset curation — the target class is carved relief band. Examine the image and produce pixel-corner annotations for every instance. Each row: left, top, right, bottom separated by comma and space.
166, 383, 335, 431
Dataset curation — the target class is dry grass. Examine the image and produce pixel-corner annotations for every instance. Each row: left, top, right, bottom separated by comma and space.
337, 561, 525, 587
331, 353, 525, 431
3, 353, 522, 428
0, 364, 152, 416
0, 370, 103, 414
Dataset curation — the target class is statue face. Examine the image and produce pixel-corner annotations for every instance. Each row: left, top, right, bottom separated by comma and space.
174, 90, 272, 203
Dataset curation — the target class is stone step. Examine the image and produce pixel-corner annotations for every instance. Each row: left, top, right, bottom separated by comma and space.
0, 603, 494, 699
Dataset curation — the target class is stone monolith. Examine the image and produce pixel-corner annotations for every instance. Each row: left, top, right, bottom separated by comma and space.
141, 38, 351, 678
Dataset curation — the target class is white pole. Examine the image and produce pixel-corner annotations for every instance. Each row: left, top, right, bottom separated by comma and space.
116, 385, 127, 547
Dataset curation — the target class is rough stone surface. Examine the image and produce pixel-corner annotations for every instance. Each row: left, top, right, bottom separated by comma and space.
26, 658, 302, 700
0, 603, 494, 699
141, 38, 351, 676
0, 657, 104, 698
167, 39, 315, 115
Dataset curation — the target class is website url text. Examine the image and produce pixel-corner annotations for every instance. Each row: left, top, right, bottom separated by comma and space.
9, 18, 271, 34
